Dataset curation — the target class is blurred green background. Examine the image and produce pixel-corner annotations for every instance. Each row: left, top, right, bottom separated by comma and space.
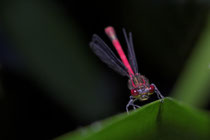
0, 0, 209, 139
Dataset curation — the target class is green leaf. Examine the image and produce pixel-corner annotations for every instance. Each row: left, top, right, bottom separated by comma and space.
55, 98, 210, 140
171, 15, 210, 107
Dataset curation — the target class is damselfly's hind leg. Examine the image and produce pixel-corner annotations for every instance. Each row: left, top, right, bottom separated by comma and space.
151, 83, 164, 102
126, 96, 140, 114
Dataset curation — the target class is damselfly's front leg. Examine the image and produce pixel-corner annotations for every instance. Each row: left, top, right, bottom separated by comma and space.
151, 83, 164, 102
126, 96, 140, 114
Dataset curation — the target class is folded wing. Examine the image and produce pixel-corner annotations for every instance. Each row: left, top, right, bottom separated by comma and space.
90, 34, 129, 77
123, 29, 139, 74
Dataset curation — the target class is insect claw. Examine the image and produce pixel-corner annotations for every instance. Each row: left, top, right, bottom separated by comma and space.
160, 98, 164, 103
126, 108, 129, 114
134, 105, 141, 108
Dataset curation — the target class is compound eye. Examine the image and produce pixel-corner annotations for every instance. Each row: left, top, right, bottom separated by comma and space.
149, 85, 155, 93
131, 89, 139, 96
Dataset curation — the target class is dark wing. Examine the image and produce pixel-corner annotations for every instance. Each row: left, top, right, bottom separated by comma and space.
122, 29, 138, 74
90, 34, 129, 77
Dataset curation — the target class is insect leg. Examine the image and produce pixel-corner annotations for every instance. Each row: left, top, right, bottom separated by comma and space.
151, 83, 164, 102
126, 96, 140, 114
126, 96, 133, 113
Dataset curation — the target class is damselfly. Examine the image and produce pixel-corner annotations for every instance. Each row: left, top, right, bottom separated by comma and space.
90, 26, 164, 113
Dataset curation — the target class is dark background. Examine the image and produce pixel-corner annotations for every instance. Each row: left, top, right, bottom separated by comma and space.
0, 0, 209, 139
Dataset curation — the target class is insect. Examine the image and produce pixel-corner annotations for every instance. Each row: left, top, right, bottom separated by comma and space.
89, 26, 164, 113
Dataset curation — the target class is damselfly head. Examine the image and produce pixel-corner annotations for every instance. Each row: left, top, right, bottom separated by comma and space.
130, 86, 154, 101
128, 74, 155, 101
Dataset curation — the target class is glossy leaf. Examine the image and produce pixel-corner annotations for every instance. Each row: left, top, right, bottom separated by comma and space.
55, 98, 210, 140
